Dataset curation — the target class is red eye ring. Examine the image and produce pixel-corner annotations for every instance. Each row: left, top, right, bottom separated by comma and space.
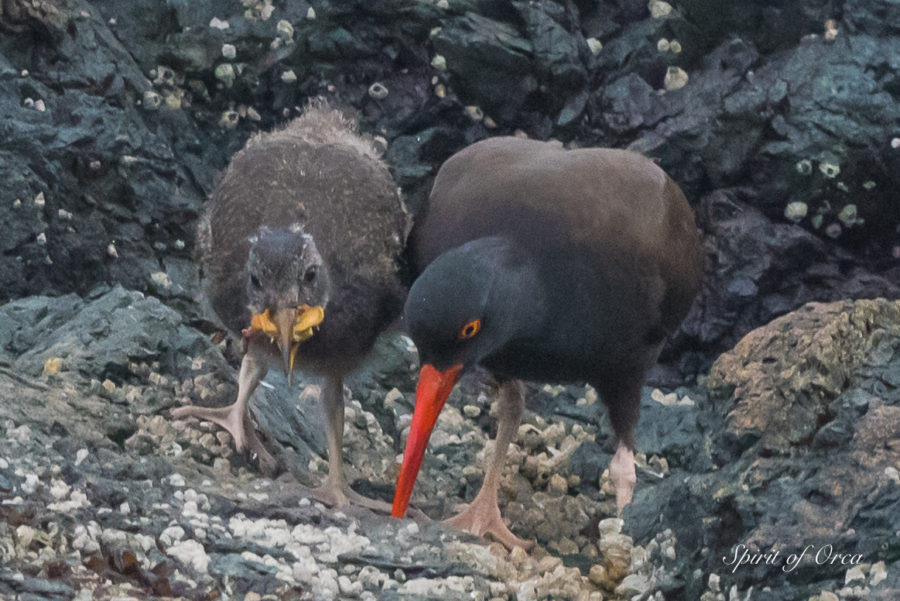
459, 319, 481, 339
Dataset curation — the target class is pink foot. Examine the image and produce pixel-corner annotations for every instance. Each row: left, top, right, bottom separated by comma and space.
307, 481, 393, 514
609, 442, 636, 517
172, 404, 277, 475
444, 496, 534, 550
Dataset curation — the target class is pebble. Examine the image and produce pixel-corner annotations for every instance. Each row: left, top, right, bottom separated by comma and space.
837, 204, 859, 227
142, 89, 161, 110
209, 17, 229, 29
869, 560, 886, 585
221, 43, 236, 59
785, 201, 808, 222
368, 82, 389, 99
664, 66, 689, 90
548, 473, 568, 496
281, 69, 298, 83
649, 0, 673, 18
431, 54, 447, 70
43, 357, 62, 376
819, 160, 840, 178
214, 63, 236, 87
167, 539, 210, 574
276, 19, 293, 39
586, 37, 603, 54
464, 105, 484, 121
844, 565, 865, 584
616, 573, 650, 597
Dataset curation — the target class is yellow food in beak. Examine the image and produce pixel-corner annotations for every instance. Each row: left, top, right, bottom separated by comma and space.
292, 305, 325, 342
249, 305, 325, 381
250, 305, 325, 341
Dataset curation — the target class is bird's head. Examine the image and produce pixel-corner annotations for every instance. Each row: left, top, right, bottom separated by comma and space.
393, 237, 537, 518
245, 224, 329, 383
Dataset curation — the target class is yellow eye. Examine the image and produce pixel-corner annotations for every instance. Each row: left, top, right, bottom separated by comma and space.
459, 319, 481, 340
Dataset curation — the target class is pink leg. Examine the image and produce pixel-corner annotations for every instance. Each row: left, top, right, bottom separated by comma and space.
306, 374, 392, 512
172, 348, 276, 474
609, 441, 636, 516
444, 380, 534, 550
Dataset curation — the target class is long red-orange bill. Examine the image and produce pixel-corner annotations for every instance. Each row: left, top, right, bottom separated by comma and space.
391, 363, 462, 518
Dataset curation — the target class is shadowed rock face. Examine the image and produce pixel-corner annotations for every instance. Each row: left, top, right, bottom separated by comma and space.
0, 0, 898, 599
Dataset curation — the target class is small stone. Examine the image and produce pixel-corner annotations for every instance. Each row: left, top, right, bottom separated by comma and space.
102, 379, 116, 393
483, 116, 497, 128
462, 404, 481, 418
708, 572, 721, 592
670, 39, 682, 53
368, 82, 389, 99
34, 99, 46, 111
845, 565, 865, 584
598, 518, 623, 537
107, 243, 119, 258
664, 66, 688, 90
431, 54, 447, 70
434, 83, 446, 98
43, 357, 62, 376
884, 466, 900, 484
588, 564, 606, 586
221, 43, 236, 59
75, 449, 89, 466
276, 19, 294, 39
657, 38, 670, 52
547, 473, 568, 496
306, 6, 316, 19
58, 208, 73, 220
817, 591, 839, 601
151, 271, 172, 288
15, 525, 35, 546
219, 110, 240, 129
167, 539, 210, 574
436, 0, 449, 8
464, 105, 483, 121
281, 69, 297, 83
784, 201, 808, 222
795, 158, 813, 175
246, 107, 261, 122
509, 545, 529, 564
586, 37, 603, 54
210, 17, 229, 29
824, 19, 838, 41
870, 561, 886, 585
825, 222, 842, 238
214, 63, 236, 87
892, 137, 900, 149
34, 192, 46, 207
837, 204, 859, 228
649, 0, 673, 19
819, 160, 840, 178
615, 573, 650, 597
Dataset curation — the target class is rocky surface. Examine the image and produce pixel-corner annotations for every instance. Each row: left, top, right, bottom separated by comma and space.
0, 0, 898, 600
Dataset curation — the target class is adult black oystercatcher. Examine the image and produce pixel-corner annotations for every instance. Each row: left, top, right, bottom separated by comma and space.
391, 136, 702, 548
173, 104, 407, 508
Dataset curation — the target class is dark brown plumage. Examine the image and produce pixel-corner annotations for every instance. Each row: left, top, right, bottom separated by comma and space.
392, 136, 702, 548
174, 105, 406, 508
